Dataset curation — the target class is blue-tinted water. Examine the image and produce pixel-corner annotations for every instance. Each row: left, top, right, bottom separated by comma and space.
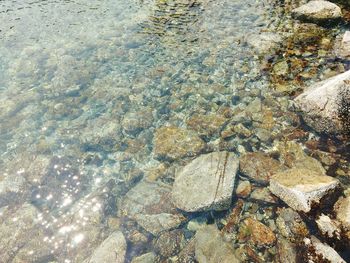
0, 0, 349, 262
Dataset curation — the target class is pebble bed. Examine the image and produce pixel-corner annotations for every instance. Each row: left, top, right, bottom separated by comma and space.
0, 0, 349, 262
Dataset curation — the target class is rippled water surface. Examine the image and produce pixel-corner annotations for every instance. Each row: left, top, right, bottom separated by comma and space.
0, 0, 349, 262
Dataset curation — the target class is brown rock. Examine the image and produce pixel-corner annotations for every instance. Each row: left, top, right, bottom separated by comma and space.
186, 113, 227, 137
236, 180, 251, 198
154, 229, 186, 258
239, 152, 283, 185
238, 218, 276, 246
153, 126, 206, 160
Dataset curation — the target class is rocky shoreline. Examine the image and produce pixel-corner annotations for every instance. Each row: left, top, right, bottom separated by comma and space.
0, 0, 349, 262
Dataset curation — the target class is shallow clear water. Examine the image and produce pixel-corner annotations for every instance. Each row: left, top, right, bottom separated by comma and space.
0, 0, 349, 262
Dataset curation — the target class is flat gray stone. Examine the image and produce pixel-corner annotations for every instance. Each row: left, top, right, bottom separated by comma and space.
172, 151, 239, 212
269, 168, 339, 212
121, 181, 185, 234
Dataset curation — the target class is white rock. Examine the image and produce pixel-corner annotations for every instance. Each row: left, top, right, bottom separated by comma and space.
304, 236, 346, 263
295, 70, 350, 134
172, 151, 239, 212
292, 1, 342, 23
269, 168, 339, 212
88, 232, 127, 263
316, 214, 341, 239
334, 195, 350, 230
195, 225, 240, 263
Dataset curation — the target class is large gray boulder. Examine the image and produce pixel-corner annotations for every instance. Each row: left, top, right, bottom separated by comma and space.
295, 70, 350, 135
292, 1, 342, 24
172, 152, 239, 212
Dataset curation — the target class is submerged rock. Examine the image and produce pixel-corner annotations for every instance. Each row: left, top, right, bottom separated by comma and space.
235, 180, 251, 198
186, 113, 227, 138
153, 126, 206, 160
276, 237, 297, 263
0, 203, 52, 262
239, 152, 283, 185
246, 32, 283, 54
154, 229, 186, 258
172, 151, 239, 212
292, 1, 342, 24
304, 236, 346, 263
250, 187, 279, 204
131, 252, 157, 263
121, 181, 185, 235
0, 174, 27, 207
122, 109, 154, 136
270, 168, 340, 212
295, 70, 350, 135
195, 224, 240, 263
238, 218, 276, 247
87, 232, 127, 263
276, 208, 309, 242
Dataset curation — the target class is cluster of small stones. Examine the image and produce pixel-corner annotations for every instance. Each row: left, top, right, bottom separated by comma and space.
0, 0, 349, 262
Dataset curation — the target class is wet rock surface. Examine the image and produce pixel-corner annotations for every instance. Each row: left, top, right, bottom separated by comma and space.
195, 224, 240, 263
0, 0, 349, 261
240, 152, 283, 185
153, 126, 206, 160
121, 180, 185, 235
87, 231, 127, 263
172, 151, 239, 212
238, 217, 276, 247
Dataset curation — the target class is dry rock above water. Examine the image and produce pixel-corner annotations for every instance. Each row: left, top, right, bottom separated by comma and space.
334, 195, 350, 230
153, 126, 206, 160
304, 236, 346, 263
269, 168, 340, 212
195, 224, 240, 263
292, 0, 342, 24
295, 68, 350, 135
316, 214, 341, 239
172, 151, 239, 212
